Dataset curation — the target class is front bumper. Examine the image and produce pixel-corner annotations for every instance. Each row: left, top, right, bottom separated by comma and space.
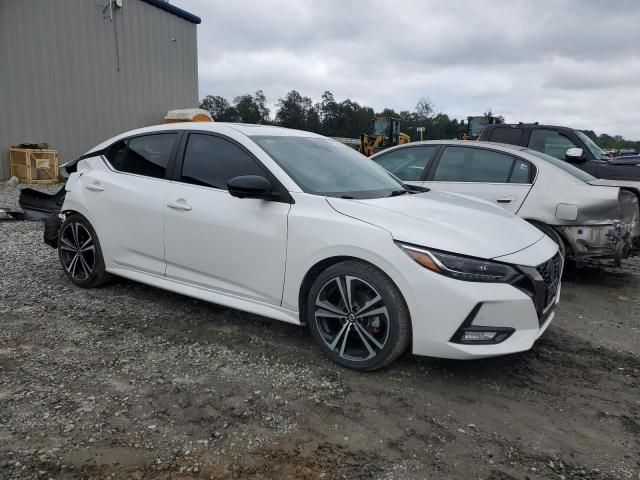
395, 237, 561, 360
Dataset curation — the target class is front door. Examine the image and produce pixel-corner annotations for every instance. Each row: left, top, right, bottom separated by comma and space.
371, 145, 440, 187
527, 128, 598, 176
163, 133, 290, 306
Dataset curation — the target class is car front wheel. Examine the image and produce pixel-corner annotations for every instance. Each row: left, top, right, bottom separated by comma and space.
307, 260, 411, 371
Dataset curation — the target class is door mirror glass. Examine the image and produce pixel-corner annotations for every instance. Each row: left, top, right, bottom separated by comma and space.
565, 147, 585, 163
227, 175, 273, 199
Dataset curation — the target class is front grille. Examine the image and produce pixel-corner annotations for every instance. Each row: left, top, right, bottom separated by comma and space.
510, 252, 563, 325
536, 252, 562, 311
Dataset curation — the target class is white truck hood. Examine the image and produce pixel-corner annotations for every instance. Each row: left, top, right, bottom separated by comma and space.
327, 190, 544, 260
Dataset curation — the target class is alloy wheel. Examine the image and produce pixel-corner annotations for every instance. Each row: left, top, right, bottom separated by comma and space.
59, 222, 96, 281
314, 275, 390, 362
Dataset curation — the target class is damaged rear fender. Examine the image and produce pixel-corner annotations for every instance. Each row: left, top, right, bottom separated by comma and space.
18, 186, 66, 221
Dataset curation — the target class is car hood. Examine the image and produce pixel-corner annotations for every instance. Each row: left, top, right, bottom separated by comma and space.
327, 191, 544, 259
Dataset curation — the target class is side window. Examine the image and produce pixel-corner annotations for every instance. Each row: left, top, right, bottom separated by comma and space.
433, 147, 515, 183
181, 134, 265, 189
105, 140, 128, 170
528, 130, 578, 160
490, 127, 523, 146
510, 159, 533, 184
373, 146, 438, 181
119, 134, 178, 179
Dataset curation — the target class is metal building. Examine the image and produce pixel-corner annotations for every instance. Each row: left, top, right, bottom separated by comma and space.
0, 0, 200, 180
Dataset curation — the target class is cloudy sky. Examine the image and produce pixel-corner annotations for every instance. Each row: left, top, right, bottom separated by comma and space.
174, 0, 640, 138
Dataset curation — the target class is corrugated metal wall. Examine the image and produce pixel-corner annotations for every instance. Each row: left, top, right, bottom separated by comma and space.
0, 0, 198, 179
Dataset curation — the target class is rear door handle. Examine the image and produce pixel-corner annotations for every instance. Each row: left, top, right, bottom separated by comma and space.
166, 200, 192, 211
496, 197, 513, 204
86, 183, 104, 192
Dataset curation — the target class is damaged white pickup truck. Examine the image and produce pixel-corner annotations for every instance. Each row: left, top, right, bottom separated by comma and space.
372, 141, 640, 263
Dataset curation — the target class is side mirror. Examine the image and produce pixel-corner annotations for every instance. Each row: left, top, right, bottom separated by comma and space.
565, 147, 585, 163
227, 175, 273, 199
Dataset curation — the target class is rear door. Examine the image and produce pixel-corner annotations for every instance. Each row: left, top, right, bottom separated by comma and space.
371, 145, 440, 186
424, 145, 535, 214
79, 132, 179, 275
162, 132, 290, 306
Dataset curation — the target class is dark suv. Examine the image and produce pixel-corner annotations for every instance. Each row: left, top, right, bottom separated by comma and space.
479, 123, 640, 181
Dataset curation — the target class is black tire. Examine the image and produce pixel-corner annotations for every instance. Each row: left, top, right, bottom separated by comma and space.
58, 213, 112, 288
306, 260, 411, 371
529, 221, 567, 260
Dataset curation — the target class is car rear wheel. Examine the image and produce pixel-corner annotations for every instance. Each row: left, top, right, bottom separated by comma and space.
307, 260, 411, 371
58, 214, 112, 288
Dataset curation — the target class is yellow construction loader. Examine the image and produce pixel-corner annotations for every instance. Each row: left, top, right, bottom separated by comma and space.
460, 115, 503, 140
359, 117, 410, 156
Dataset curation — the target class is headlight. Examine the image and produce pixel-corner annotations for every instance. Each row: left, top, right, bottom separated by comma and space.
396, 242, 519, 283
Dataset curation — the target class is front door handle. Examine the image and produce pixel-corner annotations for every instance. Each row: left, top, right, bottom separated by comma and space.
86, 183, 104, 192
496, 197, 513, 204
166, 200, 192, 211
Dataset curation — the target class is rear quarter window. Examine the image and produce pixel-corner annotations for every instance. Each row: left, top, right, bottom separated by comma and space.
105, 140, 128, 170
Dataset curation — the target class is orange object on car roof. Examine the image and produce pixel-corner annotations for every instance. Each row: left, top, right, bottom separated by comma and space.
164, 108, 213, 123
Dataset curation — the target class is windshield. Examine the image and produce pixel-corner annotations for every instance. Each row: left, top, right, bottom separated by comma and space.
575, 130, 608, 160
524, 149, 596, 182
251, 135, 404, 198
469, 117, 489, 137
373, 119, 390, 136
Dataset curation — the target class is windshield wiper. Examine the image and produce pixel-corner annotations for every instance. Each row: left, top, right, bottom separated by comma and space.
404, 184, 430, 193
388, 189, 409, 197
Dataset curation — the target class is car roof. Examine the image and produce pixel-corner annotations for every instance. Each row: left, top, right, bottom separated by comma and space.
141, 122, 324, 138
382, 139, 529, 154
488, 123, 574, 130
85, 122, 325, 155
374, 140, 601, 183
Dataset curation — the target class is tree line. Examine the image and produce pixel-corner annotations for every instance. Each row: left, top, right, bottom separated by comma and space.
581, 131, 640, 151
200, 90, 465, 140
199, 90, 639, 148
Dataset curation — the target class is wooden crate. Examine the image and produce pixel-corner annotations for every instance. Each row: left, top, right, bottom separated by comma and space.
10, 148, 59, 183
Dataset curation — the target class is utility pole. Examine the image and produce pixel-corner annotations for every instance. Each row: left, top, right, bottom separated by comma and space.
417, 126, 425, 141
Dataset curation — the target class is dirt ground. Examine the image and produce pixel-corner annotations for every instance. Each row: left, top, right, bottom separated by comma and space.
1, 183, 639, 479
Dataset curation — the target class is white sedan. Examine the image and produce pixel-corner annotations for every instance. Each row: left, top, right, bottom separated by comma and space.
49, 123, 560, 370
372, 140, 640, 261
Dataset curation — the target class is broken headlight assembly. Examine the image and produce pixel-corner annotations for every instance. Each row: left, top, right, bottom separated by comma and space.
396, 242, 519, 283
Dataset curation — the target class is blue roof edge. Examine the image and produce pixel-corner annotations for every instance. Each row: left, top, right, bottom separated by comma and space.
140, 0, 201, 24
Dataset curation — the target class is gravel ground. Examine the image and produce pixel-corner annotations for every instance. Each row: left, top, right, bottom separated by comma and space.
1, 182, 639, 480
